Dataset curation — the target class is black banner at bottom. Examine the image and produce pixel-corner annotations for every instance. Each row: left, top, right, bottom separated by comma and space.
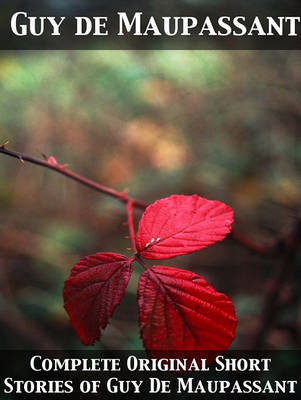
0, 350, 300, 399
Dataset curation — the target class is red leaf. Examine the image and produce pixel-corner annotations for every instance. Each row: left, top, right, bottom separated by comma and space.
63, 252, 132, 345
136, 194, 233, 259
138, 265, 236, 351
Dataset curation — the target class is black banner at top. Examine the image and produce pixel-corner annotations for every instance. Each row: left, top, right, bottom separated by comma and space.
0, 0, 301, 49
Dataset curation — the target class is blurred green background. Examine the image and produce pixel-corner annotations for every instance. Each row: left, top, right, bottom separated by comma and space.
0, 51, 300, 350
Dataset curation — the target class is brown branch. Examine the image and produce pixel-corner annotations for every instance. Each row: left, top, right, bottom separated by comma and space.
249, 218, 301, 349
0, 144, 279, 256
230, 230, 275, 256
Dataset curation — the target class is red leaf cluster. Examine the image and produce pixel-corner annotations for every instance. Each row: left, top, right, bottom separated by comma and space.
63, 194, 236, 353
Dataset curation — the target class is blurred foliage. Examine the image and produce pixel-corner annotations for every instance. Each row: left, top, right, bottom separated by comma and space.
0, 50, 300, 350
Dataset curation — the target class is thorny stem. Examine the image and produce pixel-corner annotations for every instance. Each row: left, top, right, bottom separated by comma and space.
0, 144, 290, 256
0, 145, 147, 210
126, 200, 136, 252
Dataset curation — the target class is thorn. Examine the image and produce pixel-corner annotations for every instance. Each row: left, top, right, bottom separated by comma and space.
126, 247, 132, 251
0, 140, 9, 149
46, 156, 68, 169
41, 152, 48, 160
18, 155, 24, 164
47, 156, 59, 167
